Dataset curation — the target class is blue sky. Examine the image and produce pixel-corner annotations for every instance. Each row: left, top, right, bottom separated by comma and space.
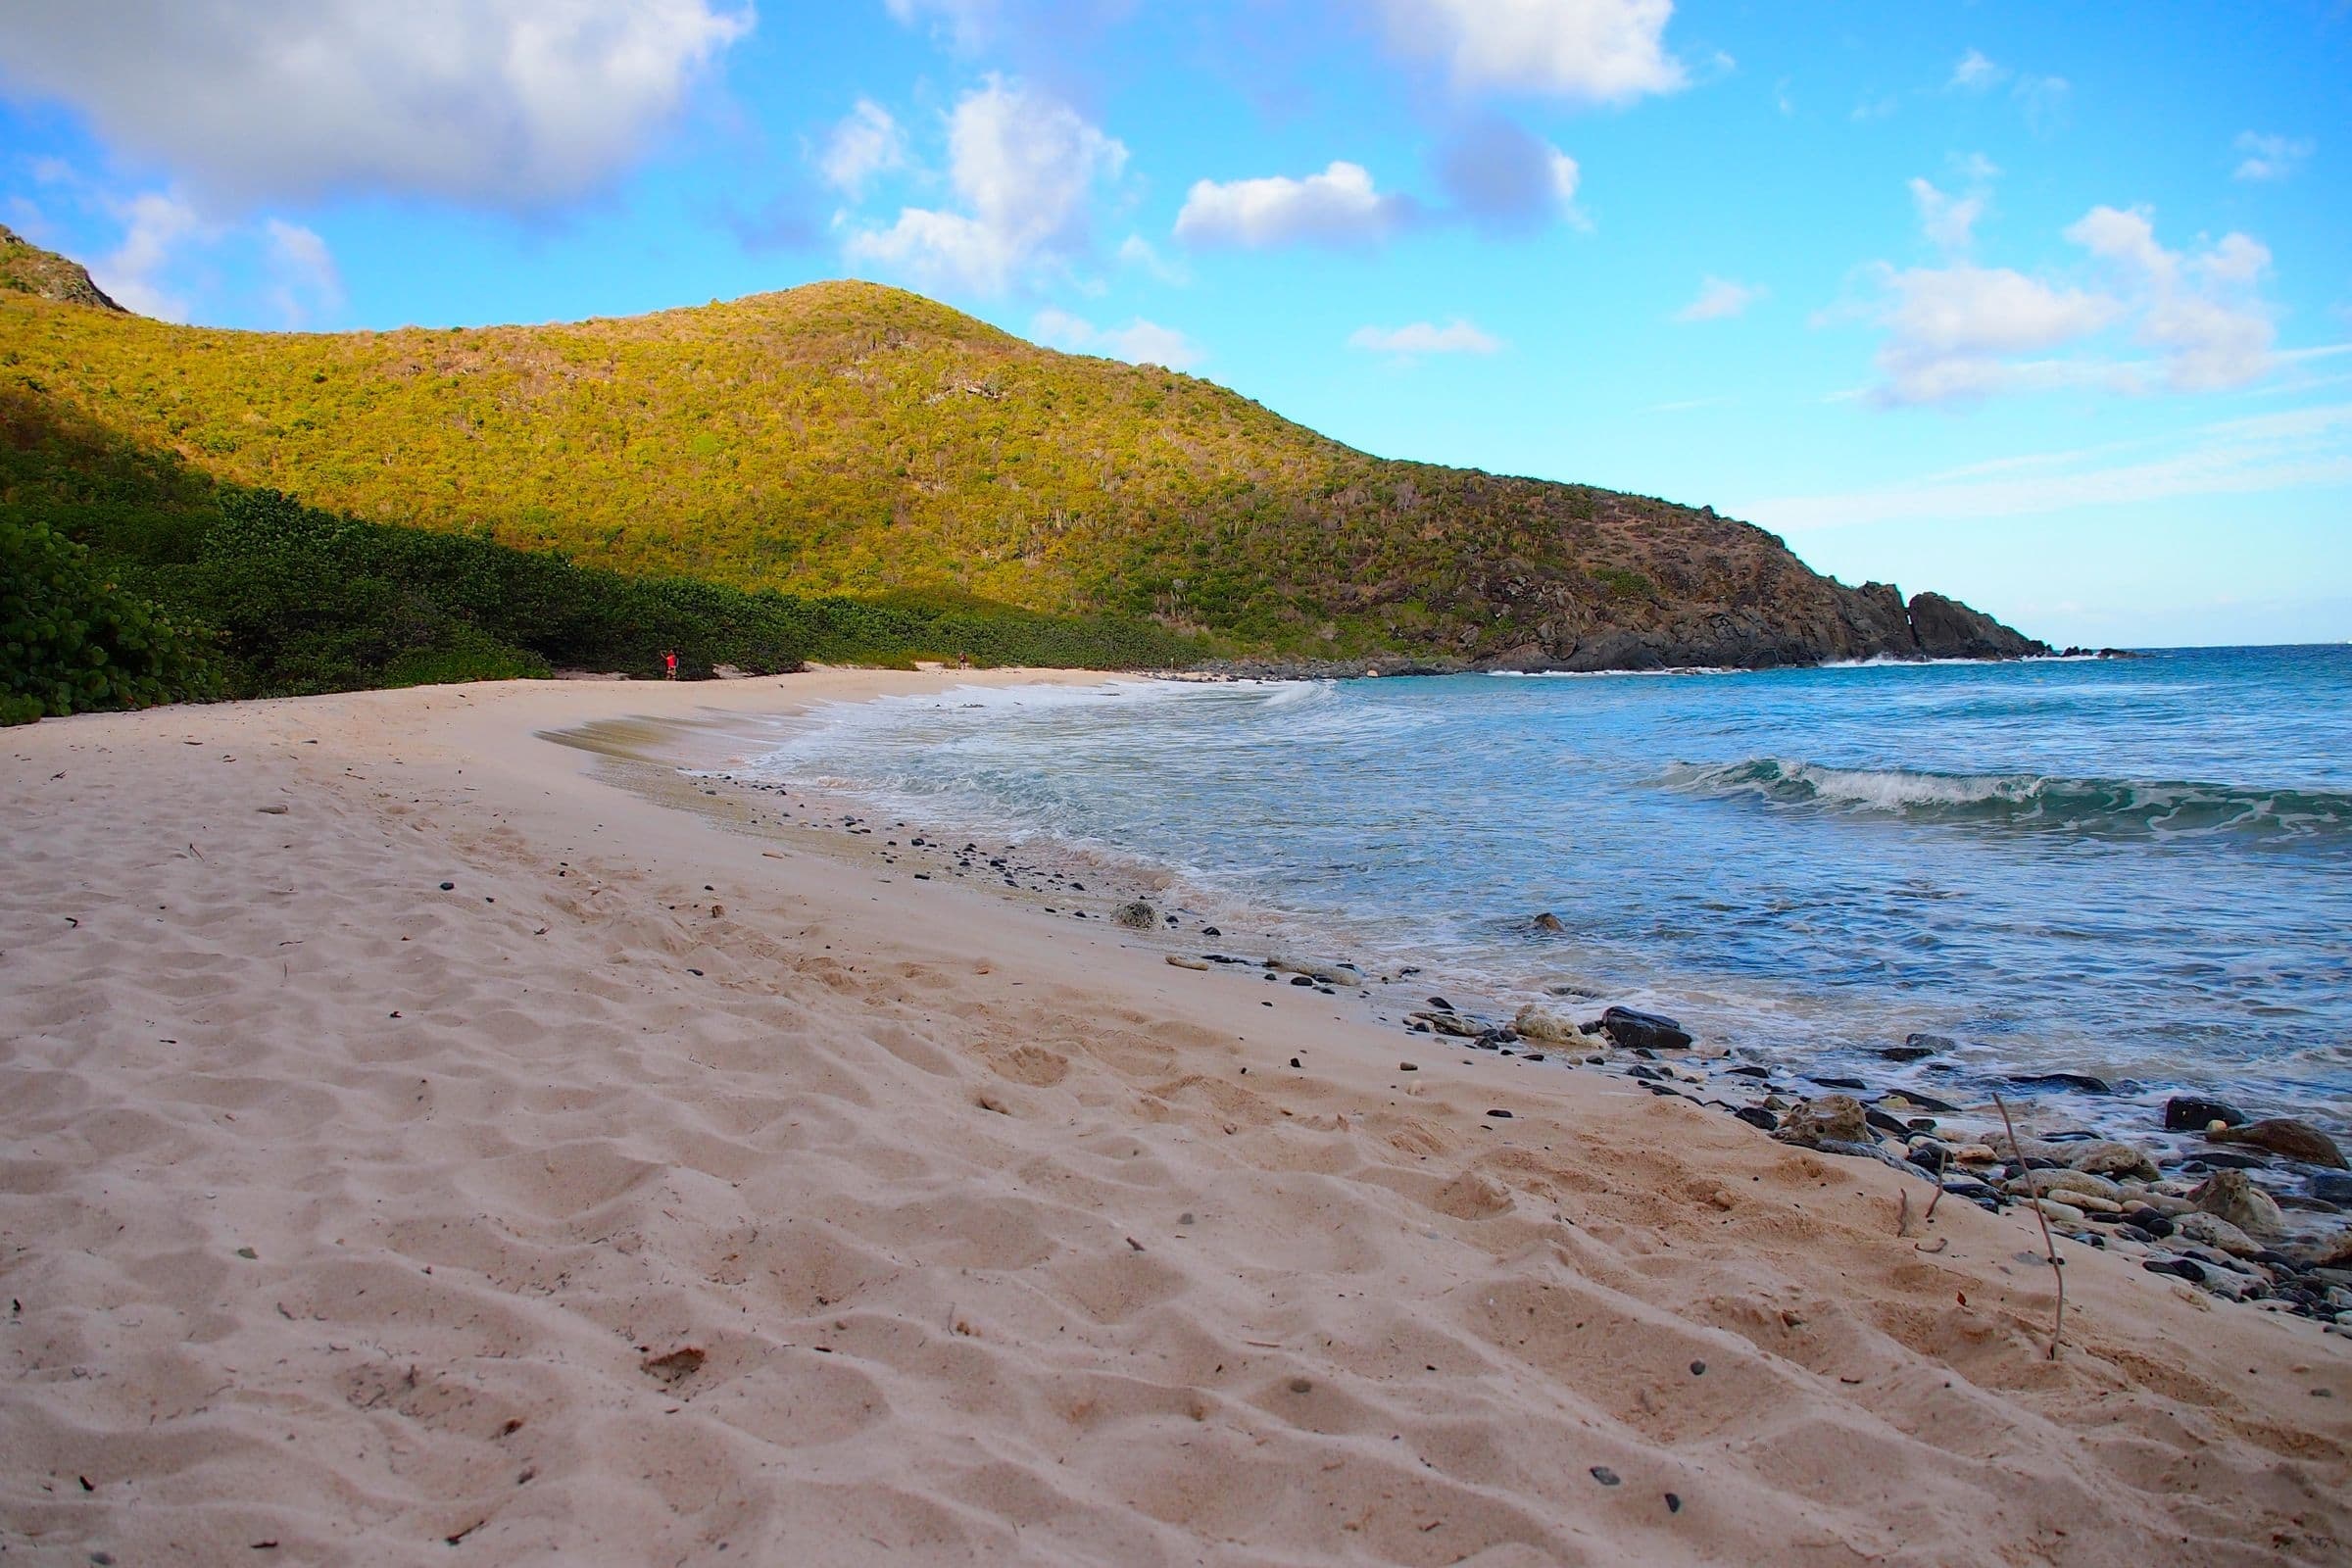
3, 2, 2346, 647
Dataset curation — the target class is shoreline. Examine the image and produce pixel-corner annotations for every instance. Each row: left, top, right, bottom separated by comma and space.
607, 678, 2352, 1279
4, 669, 2348, 1565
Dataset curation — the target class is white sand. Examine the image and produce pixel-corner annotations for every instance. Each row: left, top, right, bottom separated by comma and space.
3, 669, 2346, 1566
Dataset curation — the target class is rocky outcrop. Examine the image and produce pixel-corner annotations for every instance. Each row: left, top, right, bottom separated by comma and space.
0, 224, 124, 312
1905, 592, 2048, 659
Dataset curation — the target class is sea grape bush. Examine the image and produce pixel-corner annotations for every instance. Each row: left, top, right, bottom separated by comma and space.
2, 514, 213, 724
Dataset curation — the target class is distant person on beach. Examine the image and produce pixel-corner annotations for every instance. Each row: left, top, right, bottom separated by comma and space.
662, 650, 678, 680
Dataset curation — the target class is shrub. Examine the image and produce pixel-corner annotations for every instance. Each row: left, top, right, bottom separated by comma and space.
1, 513, 215, 723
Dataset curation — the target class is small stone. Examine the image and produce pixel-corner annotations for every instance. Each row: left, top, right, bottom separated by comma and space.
1590, 1467, 1621, 1487
438, 881, 455, 891
2190, 1169, 2285, 1237
2065, 1140, 2161, 1182
1398, 1062, 1419, 1072
1599, 1006, 1692, 1053
1512, 1004, 1590, 1043
1113, 901, 1156, 930
1775, 1095, 1868, 1149
2172, 1211, 2261, 1256
1664, 1493, 1683, 1514
2007, 1072, 2117, 1095
1533, 911, 1566, 933
1689, 1360, 1705, 1376
1486, 1108, 1513, 1119
1165, 955, 1209, 970
2031, 1198, 2087, 1225
2210, 1118, 2347, 1169
1288, 1377, 1313, 1394
2163, 1095, 2249, 1132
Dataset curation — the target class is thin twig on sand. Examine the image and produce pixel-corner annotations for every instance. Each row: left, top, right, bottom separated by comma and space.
1992, 1091, 2064, 1360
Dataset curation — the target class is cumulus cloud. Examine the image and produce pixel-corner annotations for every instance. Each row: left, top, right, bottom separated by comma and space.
1908, 176, 1985, 252
1347, 318, 1502, 355
1841, 189, 2286, 406
2065, 204, 2277, 391
1116, 233, 1189, 285
847, 77, 1126, 295
1673, 275, 1762, 322
1173, 161, 1410, 248
818, 100, 907, 197
1432, 119, 1582, 234
883, 0, 998, 46
1934, 47, 2066, 130
1861, 263, 2119, 403
56, 177, 338, 326
1031, 306, 1203, 368
263, 219, 343, 326
0, 0, 751, 210
1377, 0, 1685, 102
90, 189, 208, 320
1948, 48, 2007, 92
2233, 131, 2313, 182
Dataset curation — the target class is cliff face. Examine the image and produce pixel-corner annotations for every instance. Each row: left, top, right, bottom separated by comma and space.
1905, 592, 2048, 659
0, 225, 124, 312
0, 235, 2046, 670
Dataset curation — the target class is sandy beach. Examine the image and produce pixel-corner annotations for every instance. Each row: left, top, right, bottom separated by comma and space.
3, 669, 2347, 1567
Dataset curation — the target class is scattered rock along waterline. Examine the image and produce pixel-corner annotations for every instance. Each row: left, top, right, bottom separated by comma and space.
733, 648, 2352, 1130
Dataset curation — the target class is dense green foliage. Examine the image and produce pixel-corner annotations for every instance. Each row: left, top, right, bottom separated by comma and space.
1, 387, 1203, 721
0, 273, 1844, 664
0, 227, 1935, 723
1, 510, 211, 723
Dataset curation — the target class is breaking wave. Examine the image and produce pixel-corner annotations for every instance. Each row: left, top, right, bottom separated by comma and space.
1663, 759, 2352, 843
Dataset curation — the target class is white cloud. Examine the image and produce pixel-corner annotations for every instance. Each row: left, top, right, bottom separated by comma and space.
2064, 204, 2277, 391
1838, 187, 2289, 406
1347, 318, 1502, 355
1741, 404, 2352, 531
263, 219, 343, 326
1031, 307, 1203, 368
1864, 263, 2119, 403
1673, 275, 1763, 322
2233, 131, 2313, 182
1116, 233, 1189, 285
1173, 161, 1409, 248
847, 77, 1126, 295
91, 189, 207, 320
1948, 48, 2007, 92
0, 0, 752, 209
1938, 48, 2066, 130
1908, 175, 1986, 252
883, 0, 996, 47
818, 99, 907, 197
1377, 0, 1685, 103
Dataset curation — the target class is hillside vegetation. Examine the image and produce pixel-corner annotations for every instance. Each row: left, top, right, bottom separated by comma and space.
3, 229, 2037, 719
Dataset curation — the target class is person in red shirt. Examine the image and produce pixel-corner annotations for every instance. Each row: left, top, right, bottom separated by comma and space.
662, 650, 678, 680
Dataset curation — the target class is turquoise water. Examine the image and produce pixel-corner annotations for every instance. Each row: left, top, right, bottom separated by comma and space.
755, 647, 2352, 1126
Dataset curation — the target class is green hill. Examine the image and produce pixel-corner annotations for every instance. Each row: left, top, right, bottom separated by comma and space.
2, 228, 2040, 720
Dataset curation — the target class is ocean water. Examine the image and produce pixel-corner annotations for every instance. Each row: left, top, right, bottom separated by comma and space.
750, 647, 2352, 1126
